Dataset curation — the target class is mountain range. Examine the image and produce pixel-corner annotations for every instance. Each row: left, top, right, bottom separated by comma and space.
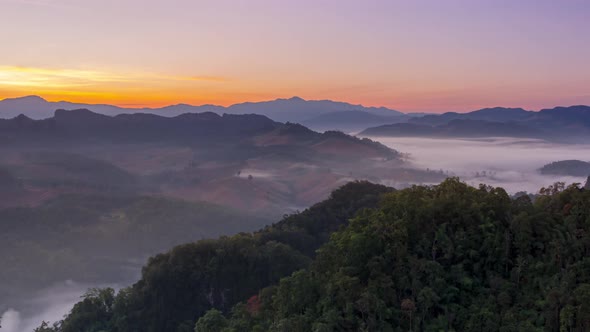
361, 105, 590, 141
0, 108, 446, 316
3, 96, 590, 140
0, 95, 404, 124
0, 108, 421, 212
360, 119, 545, 139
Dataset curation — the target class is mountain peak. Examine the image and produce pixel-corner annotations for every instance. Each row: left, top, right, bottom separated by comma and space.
13, 113, 33, 121
287, 96, 305, 101
2, 95, 47, 103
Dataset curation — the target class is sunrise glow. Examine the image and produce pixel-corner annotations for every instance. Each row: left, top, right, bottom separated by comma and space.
1, 0, 589, 112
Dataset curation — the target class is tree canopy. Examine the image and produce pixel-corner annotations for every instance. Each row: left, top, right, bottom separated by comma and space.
38, 179, 590, 331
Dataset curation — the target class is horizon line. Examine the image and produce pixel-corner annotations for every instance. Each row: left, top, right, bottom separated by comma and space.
1, 94, 588, 114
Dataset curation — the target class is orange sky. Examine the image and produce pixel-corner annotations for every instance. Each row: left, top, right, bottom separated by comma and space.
1, 0, 589, 112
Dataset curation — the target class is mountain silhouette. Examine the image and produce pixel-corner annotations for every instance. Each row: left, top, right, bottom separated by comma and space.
0, 95, 403, 123
364, 105, 590, 141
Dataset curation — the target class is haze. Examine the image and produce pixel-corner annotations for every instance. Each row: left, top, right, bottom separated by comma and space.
371, 136, 589, 193
2, 0, 590, 331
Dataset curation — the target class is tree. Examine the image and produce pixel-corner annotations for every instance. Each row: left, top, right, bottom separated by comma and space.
44, 179, 590, 332
34, 321, 59, 332
195, 309, 228, 332
401, 298, 416, 331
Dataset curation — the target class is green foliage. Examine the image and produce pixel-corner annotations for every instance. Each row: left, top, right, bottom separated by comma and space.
33, 321, 60, 332
41, 179, 590, 331
42, 181, 390, 332
194, 309, 228, 332
60, 288, 116, 332
223, 178, 590, 331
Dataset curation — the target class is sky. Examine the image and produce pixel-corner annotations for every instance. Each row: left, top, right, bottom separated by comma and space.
0, 0, 589, 112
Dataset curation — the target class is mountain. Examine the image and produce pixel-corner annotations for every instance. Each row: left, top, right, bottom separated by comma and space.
527, 105, 590, 137
44, 179, 590, 332
0, 109, 398, 160
34, 181, 393, 332
539, 160, 590, 177
360, 119, 544, 138
0, 108, 415, 213
0, 109, 278, 145
301, 110, 408, 133
226, 96, 404, 122
0, 95, 403, 124
0, 111, 425, 318
410, 107, 533, 126
402, 105, 590, 140
0, 95, 223, 119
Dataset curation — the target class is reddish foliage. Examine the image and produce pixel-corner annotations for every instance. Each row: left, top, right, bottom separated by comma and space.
246, 295, 261, 315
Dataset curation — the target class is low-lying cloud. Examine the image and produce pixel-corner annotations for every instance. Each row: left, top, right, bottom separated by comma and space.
371, 136, 589, 193
1, 281, 121, 332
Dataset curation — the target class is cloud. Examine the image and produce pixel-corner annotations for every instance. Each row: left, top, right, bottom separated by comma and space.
0, 66, 132, 88
370, 136, 589, 193
175, 75, 229, 83
0, 309, 21, 332
1, 280, 124, 332
0, 66, 228, 89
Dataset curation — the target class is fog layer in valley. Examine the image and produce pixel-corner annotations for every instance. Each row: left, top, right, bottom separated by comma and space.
4, 133, 588, 332
371, 136, 589, 193
1, 281, 123, 332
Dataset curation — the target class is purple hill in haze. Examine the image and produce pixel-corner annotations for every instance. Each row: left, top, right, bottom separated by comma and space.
0, 95, 403, 123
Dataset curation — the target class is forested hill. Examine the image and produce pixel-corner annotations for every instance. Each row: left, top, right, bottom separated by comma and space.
36, 179, 590, 332
34, 181, 392, 332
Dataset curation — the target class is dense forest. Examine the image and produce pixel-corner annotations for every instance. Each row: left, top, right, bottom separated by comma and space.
33, 178, 590, 332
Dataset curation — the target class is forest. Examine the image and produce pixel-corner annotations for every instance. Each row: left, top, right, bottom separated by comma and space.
32, 178, 590, 332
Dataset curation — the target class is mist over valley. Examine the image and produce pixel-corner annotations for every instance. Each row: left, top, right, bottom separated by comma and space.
2, 1, 590, 330
2, 103, 589, 331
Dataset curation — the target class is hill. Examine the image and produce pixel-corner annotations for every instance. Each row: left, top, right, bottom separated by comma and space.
0, 108, 442, 216
226, 97, 404, 123
0, 109, 397, 154
0, 194, 270, 318
302, 110, 407, 133
41, 179, 590, 332
31, 181, 392, 332
410, 107, 533, 126
360, 119, 544, 138
402, 105, 590, 141
539, 160, 590, 177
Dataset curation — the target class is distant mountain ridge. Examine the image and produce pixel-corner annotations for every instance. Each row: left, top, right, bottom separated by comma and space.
302, 110, 409, 132
0, 95, 403, 123
360, 119, 544, 138
0, 108, 399, 160
410, 107, 534, 126
362, 105, 590, 141
4, 96, 590, 140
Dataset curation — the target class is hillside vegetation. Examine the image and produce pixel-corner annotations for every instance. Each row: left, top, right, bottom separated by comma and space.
37, 179, 590, 332
0, 194, 268, 314
539, 160, 590, 177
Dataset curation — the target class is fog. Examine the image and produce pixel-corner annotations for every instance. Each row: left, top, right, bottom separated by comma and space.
3, 136, 588, 332
1, 281, 121, 332
370, 136, 589, 193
